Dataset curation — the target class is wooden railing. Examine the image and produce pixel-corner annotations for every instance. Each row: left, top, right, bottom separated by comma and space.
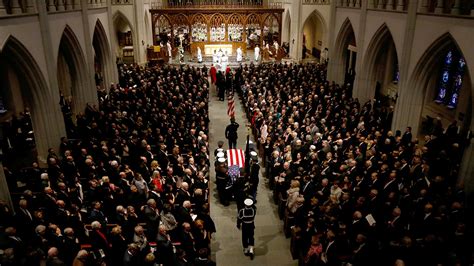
152, 0, 283, 9
302, 0, 331, 4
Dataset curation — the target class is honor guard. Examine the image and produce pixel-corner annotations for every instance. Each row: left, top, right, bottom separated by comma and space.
237, 198, 256, 259
215, 154, 229, 206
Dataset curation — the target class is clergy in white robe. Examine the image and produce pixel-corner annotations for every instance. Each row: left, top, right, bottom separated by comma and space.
236, 47, 243, 62
197, 47, 203, 63
254, 45, 260, 62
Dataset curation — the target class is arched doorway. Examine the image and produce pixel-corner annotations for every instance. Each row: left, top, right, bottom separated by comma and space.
0, 36, 65, 174
57, 25, 88, 137
113, 11, 134, 64
360, 24, 399, 105
283, 10, 291, 44
301, 10, 327, 60
332, 18, 356, 86
93, 19, 113, 91
401, 33, 472, 138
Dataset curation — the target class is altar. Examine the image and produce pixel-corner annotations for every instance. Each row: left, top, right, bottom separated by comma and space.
149, 4, 284, 62
204, 44, 232, 55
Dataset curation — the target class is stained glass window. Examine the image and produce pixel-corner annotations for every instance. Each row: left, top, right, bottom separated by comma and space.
434, 49, 465, 109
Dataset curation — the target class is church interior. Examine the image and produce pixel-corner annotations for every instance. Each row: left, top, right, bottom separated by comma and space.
0, 0, 473, 265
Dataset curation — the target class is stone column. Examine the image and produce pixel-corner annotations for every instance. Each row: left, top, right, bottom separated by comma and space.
26, 0, 37, 12
106, 0, 119, 90
352, 0, 369, 102
65, 0, 73, 10
36, 0, 67, 164
57, 0, 65, 11
434, 0, 444, 13
80, 0, 99, 106
0, 1, 7, 16
327, 0, 337, 80
0, 162, 13, 212
391, 0, 418, 133
74, 0, 81, 10
10, 0, 22, 14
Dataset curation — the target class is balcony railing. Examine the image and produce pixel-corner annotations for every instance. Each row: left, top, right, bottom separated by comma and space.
369, 0, 408, 12
336, 0, 361, 8
112, 0, 134, 4
152, 0, 283, 9
419, 0, 473, 16
0, 0, 37, 15
303, 0, 331, 4
0, 0, 112, 17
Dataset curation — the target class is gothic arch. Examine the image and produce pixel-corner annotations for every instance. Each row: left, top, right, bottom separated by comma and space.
358, 23, 399, 102
332, 18, 357, 85
93, 19, 113, 91
113, 10, 134, 61
399, 33, 472, 135
57, 25, 88, 118
0, 36, 65, 163
301, 9, 328, 59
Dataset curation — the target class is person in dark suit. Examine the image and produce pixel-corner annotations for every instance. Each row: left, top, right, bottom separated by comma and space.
155, 225, 175, 266
46, 247, 66, 266
225, 117, 239, 149
350, 234, 372, 266
401, 127, 412, 147
301, 175, 316, 203
14, 199, 34, 240
60, 228, 80, 266
322, 230, 340, 266
122, 243, 141, 266
142, 199, 161, 239
89, 221, 110, 256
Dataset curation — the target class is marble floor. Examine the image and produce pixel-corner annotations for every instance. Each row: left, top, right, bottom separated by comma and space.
208, 84, 297, 265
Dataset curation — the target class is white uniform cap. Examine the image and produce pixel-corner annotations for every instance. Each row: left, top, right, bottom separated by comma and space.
217, 152, 225, 158
244, 198, 254, 206
310, 145, 316, 150
250, 151, 258, 157
217, 157, 226, 163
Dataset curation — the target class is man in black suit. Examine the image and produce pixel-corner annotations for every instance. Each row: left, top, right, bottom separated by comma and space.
301, 175, 316, 203
322, 229, 340, 266
14, 199, 34, 240
155, 225, 175, 266
225, 117, 239, 149
142, 199, 161, 239
123, 243, 141, 266
401, 126, 412, 147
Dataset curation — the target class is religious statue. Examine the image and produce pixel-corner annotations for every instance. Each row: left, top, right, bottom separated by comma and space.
197, 47, 203, 63
236, 47, 243, 63
254, 45, 260, 62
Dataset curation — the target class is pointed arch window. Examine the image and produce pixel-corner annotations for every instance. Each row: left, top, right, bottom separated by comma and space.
435, 49, 465, 109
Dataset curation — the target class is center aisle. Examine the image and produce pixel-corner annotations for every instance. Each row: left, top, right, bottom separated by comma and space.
208, 84, 296, 265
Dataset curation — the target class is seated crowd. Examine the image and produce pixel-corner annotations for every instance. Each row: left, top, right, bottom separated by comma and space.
237, 62, 468, 265
0, 64, 216, 266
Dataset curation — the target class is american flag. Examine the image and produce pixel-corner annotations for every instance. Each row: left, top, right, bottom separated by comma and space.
227, 90, 235, 118
227, 148, 245, 168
